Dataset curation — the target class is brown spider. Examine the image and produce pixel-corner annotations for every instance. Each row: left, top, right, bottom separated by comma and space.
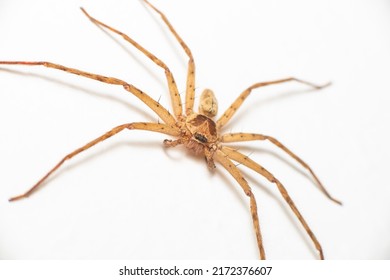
0, 0, 341, 259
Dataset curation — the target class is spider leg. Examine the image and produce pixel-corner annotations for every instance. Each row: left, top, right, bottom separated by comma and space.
214, 149, 266, 260
221, 132, 341, 205
0, 61, 176, 125
8, 122, 180, 202
142, 0, 196, 115
80, 8, 183, 119
221, 146, 325, 259
216, 77, 330, 129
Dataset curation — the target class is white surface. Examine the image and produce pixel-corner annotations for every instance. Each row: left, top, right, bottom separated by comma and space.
0, 0, 389, 260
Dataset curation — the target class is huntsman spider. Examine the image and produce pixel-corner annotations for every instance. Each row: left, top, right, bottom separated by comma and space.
0, 0, 341, 259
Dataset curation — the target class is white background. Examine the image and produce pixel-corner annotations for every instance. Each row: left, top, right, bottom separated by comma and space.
0, 0, 389, 260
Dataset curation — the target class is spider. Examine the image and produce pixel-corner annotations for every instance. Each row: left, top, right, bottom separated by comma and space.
0, 0, 341, 259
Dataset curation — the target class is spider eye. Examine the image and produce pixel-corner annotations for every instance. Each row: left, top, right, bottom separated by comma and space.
194, 132, 208, 143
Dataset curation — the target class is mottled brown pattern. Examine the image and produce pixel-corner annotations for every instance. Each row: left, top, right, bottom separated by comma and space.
189, 114, 208, 126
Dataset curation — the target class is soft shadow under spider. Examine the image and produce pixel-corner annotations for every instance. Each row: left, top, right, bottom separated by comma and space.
31, 140, 163, 196
0, 68, 154, 121
88, 22, 166, 90
226, 88, 324, 129
239, 167, 320, 259
229, 145, 319, 192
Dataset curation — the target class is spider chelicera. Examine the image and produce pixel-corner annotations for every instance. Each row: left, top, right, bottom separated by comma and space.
0, 0, 341, 259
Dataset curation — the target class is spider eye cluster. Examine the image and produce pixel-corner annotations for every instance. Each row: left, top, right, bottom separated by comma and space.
199, 89, 218, 118
194, 132, 208, 143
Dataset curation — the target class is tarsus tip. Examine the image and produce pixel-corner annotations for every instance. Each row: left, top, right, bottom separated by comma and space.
334, 199, 343, 206
320, 81, 332, 89
8, 195, 25, 202
79, 7, 87, 15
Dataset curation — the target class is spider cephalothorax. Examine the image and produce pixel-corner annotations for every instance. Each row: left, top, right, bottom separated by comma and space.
1, 0, 341, 259
164, 89, 220, 169
182, 112, 219, 168
164, 112, 219, 169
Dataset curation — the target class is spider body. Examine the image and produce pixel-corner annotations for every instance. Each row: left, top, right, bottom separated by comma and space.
0, 0, 341, 259
181, 89, 220, 166
187, 113, 217, 142
164, 112, 219, 169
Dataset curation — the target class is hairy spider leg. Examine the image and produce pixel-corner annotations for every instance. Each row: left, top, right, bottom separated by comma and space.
0, 61, 176, 125
221, 146, 325, 259
142, 0, 196, 115
80, 7, 184, 119
217, 77, 331, 129
9, 123, 180, 202
214, 149, 266, 260
221, 133, 341, 205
